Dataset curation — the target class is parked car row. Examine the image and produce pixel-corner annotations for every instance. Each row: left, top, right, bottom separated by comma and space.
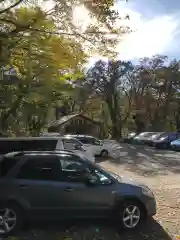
0, 134, 157, 236
64, 134, 110, 156
0, 136, 95, 162
0, 135, 111, 163
40, 133, 111, 157
124, 131, 180, 150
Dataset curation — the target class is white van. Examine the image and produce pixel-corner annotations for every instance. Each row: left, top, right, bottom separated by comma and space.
0, 137, 95, 162
65, 135, 110, 157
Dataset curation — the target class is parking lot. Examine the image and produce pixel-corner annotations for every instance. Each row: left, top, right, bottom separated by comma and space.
100, 142, 180, 177
10, 143, 180, 240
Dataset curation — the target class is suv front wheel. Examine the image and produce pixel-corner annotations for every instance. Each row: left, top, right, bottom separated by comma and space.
116, 200, 146, 230
0, 204, 23, 236
100, 150, 108, 157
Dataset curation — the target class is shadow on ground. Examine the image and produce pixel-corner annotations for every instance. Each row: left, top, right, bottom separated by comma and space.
96, 143, 180, 176
15, 219, 174, 240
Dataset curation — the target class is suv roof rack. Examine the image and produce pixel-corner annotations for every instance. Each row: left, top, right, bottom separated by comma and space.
4, 149, 75, 157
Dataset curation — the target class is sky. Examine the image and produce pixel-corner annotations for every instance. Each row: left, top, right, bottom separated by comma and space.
115, 0, 180, 62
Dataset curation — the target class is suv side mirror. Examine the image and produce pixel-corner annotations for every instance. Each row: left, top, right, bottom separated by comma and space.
74, 144, 81, 150
94, 140, 102, 146
85, 174, 98, 185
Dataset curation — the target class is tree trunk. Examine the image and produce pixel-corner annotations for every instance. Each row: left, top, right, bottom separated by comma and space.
0, 94, 24, 133
133, 113, 145, 133
176, 100, 180, 132
106, 93, 121, 139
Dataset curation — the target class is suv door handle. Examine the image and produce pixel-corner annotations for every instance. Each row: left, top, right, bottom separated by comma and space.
64, 187, 74, 192
19, 184, 29, 189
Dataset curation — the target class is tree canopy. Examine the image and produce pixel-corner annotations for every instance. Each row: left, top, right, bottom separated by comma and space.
2, 1, 179, 138
0, 5, 87, 135
0, 0, 129, 58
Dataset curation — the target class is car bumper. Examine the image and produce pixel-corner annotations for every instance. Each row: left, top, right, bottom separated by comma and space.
153, 142, 169, 149
170, 144, 176, 149
144, 197, 156, 216
133, 139, 144, 144
146, 140, 154, 146
124, 138, 134, 143
139, 140, 153, 145
171, 144, 180, 150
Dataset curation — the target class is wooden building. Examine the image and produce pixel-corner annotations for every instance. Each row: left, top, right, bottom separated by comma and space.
47, 114, 101, 136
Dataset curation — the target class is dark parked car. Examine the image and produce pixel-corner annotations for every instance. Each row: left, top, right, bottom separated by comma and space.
0, 151, 156, 236
123, 132, 137, 143
153, 132, 180, 149
144, 132, 165, 146
133, 132, 159, 145
170, 138, 180, 150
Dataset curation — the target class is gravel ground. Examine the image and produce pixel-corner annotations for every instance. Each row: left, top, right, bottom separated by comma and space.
4, 144, 180, 240
13, 220, 176, 240
98, 144, 180, 240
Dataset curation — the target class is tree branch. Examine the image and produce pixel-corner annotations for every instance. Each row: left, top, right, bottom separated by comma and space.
27, 28, 95, 46
0, 17, 38, 37
0, 0, 24, 14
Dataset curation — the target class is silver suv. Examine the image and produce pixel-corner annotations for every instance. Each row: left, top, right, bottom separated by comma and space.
0, 151, 156, 236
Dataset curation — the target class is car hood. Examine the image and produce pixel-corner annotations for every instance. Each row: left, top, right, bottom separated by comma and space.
171, 140, 180, 144
115, 175, 143, 187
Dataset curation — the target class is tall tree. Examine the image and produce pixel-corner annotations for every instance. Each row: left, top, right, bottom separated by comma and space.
85, 60, 133, 138
130, 56, 180, 132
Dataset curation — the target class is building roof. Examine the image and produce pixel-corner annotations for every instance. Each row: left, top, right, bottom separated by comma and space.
47, 113, 100, 128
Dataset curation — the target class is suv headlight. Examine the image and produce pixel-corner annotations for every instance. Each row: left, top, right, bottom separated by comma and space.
160, 137, 167, 141
141, 186, 154, 198
81, 146, 86, 151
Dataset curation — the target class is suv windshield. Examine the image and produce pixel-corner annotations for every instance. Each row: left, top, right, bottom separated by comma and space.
155, 133, 168, 140
97, 165, 120, 180
107, 171, 120, 179
76, 137, 94, 144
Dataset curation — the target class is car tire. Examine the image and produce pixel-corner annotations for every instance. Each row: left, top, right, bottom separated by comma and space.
0, 203, 24, 237
171, 145, 176, 151
115, 199, 146, 231
100, 150, 108, 157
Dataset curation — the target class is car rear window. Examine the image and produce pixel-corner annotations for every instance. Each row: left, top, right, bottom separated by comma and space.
25, 139, 58, 151
0, 156, 20, 177
0, 139, 58, 154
